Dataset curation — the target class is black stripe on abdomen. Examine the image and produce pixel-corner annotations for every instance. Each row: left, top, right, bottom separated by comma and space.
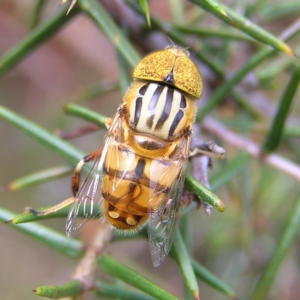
135, 158, 146, 180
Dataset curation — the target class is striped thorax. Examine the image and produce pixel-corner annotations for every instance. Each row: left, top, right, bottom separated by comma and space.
125, 81, 197, 140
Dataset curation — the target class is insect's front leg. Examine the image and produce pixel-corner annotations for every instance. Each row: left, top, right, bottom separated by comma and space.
189, 141, 225, 159
188, 141, 225, 215
189, 140, 225, 187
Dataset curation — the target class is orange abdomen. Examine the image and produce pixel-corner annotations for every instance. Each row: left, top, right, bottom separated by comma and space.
102, 140, 179, 230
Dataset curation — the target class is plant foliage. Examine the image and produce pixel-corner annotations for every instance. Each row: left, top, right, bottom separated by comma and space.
0, 0, 300, 299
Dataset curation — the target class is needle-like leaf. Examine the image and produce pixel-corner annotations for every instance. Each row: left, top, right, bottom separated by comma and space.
2, 165, 73, 191
191, 0, 297, 56
0, 5, 79, 76
251, 193, 300, 300
171, 228, 199, 300
139, 0, 151, 28
95, 281, 155, 299
34, 280, 82, 298
79, 0, 140, 67
1, 207, 83, 258
262, 66, 300, 153
98, 254, 178, 300
0, 105, 84, 164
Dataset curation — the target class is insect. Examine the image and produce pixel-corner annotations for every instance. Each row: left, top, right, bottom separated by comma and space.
66, 45, 204, 267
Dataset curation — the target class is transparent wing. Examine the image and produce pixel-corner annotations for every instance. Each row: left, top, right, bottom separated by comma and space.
66, 141, 108, 236
148, 135, 191, 267
66, 113, 122, 236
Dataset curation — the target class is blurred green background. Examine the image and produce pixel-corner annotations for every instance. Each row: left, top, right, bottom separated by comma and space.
1, 0, 300, 300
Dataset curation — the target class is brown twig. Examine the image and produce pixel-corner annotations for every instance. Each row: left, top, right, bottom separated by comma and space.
70, 223, 112, 299
203, 117, 300, 182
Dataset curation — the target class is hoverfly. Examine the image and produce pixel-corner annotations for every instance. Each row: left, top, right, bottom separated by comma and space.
68, 45, 203, 267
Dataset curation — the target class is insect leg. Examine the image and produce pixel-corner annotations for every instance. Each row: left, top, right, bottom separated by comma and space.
180, 190, 201, 209
72, 149, 102, 196
25, 197, 75, 216
189, 141, 225, 216
189, 141, 225, 158
26, 149, 104, 217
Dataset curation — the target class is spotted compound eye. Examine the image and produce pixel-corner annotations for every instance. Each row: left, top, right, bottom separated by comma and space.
132, 46, 203, 99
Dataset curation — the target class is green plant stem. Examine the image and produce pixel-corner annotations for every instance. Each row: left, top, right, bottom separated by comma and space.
117, 49, 132, 95
34, 280, 83, 299
64, 103, 108, 128
196, 17, 300, 120
0, 5, 79, 76
139, 0, 151, 28
180, 213, 194, 300
171, 227, 199, 300
79, 0, 140, 67
1, 207, 84, 258
262, 66, 300, 153
185, 174, 225, 212
6, 204, 71, 224
251, 193, 300, 300
95, 281, 155, 300
192, 259, 236, 298
4, 165, 73, 191
0, 105, 83, 164
98, 254, 178, 300
191, 0, 296, 56
197, 47, 274, 121
175, 25, 257, 43
29, 0, 47, 29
